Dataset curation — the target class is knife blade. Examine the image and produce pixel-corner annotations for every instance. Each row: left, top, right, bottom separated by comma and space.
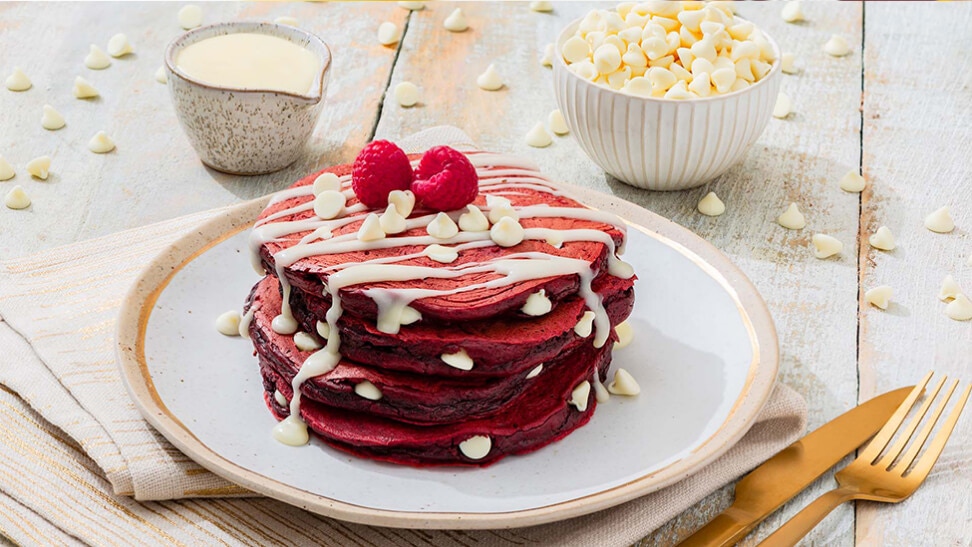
678, 386, 914, 547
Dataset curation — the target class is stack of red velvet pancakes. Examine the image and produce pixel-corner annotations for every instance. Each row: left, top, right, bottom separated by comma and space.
244, 144, 636, 466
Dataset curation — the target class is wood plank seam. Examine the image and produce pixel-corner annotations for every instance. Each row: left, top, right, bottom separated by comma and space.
368, 11, 414, 143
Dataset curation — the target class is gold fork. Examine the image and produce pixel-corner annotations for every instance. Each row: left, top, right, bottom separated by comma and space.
759, 372, 971, 547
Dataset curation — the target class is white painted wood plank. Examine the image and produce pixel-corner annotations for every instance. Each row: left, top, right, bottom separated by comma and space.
857, 3, 972, 545
0, 2, 406, 258
377, 2, 864, 545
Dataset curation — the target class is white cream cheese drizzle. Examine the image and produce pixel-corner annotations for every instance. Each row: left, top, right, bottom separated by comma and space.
254, 152, 633, 446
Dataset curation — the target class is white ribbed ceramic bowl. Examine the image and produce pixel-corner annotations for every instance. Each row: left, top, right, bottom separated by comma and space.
553, 19, 782, 191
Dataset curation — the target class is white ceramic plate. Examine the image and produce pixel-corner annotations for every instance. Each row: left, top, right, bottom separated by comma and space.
116, 186, 778, 529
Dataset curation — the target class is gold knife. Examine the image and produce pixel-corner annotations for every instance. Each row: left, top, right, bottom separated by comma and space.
678, 386, 914, 547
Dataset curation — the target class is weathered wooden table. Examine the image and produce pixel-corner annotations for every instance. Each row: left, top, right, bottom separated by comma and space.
1, 1, 969, 545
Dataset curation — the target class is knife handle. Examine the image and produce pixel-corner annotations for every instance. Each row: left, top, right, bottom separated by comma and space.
677, 504, 757, 547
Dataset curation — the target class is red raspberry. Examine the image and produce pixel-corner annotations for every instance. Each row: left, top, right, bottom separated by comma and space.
412, 146, 479, 212
351, 140, 414, 208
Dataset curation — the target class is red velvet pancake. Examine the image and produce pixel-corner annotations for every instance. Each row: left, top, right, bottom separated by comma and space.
262, 340, 612, 466
254, 153, 627, 323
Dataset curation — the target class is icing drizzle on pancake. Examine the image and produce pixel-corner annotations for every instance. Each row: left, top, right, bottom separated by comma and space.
252, 152, 634, 446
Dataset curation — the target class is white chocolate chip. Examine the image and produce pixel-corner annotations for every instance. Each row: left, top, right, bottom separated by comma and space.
711, 67, 736, 94
388, 189, 415, 218
781, 1, 805, 23
73, 76, 99, 99
864, 285, 893, 310
487, 197, 517, 224
812, 233, 843, 259
824, 35, 851, 57
569, 60, 597, 81
178, 5, 203, 29
525, 122, 552, 147
967, 253, 972, 267
441, 348, 474, 371
400, 306, 421, 325
4, 67, 32, 91
868, 226, 895, 251
945, 294, 972, 321
614, 320, 633, 349
26, 156, 51, 180
773, 92, 792, 119
548, 109, 569, 135
397, 1, 425, 10
41, 105, 65, 130
316, 320, 330, 339
574, 310, 596, 338
924, 206, 954, 233
3, 186, 30, 210
476, 64, 504, 91
490, 216, 525, 247
525, 364, 543, 379
0, 157, 14, 181
607, 368, 641, 396
273, 390, 288, 407
155, 66, 168, 84
529, 1, 553, 12
394, 81, 420, 107
84, 45, 111, 69
274, 16, 298, 27
521, 290, 552, 316
697, 191, 725, 217
939, 275, 961, 301
427, 212, 459, 239
379, 204, 407, 234
781, 52, 798, 74
839, 170, 866, 192
562, 36, 591, 64
215, 310, 241, 336
540, 43, 555, 67
357, 213, 385, 242
458, 435, 491, 460
593, 43, 623, 74
378, 21, 401, 46
664, 80, 695, 100
312, 172, 341, 195
777, 203, 806, 230
107, 33, 133, 57
271, 314, 298, 335
88, 131, 115, 154
424, 244, 459, 264
293, 331, 322, 352
458, 204, 489, 231
354, 381, 383, 401
443, 8, 468, 32
569, 381, 592, 411
314, 190, 346, 219
622, 76, 653, 97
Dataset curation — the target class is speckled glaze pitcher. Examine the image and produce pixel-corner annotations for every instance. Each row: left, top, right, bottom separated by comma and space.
165, 22, 331, 175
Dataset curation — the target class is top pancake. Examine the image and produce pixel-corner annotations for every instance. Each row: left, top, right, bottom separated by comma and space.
254, 152, 627, 323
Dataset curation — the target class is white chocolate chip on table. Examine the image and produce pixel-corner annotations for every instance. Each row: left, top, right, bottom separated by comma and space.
548, 110, 569, 135
107, 34, 133, 58
274, 16, 299, 27
394, 81, 420, 107
84, 45, 111, 70
41, 105, 65, 130
781, 1, 805, 23
938, 275, 961, 301
781, 52, 799, 74
0, 157, 14, 181
4, 186, 31, 210
839, 171, 866, 192
868, 226, 896, 251
607, 368, 641, 396
529, 1, 553, 13
773, 93, 792, 119
26, 156, 51, 180
524, 123, 552, 148
155, 66, 168, 84
697, 192, 725, 217
73, 76, 99, 99
443, 9, 468, 32
5, 67, 32, 91
812, 234, 843, 259
924, 206, 954, 233
824, 35, 852, 57
945, 294, 972, 321
178, 5, 203, 29
476, 64, 504, 91
215, 311, 241, 336
777, 203, 806, 230
88, 131, 116, 154
397, 1, 424, 11
540, 43, 555, 67
864, 285, 893, 310
378, 22, 401, 46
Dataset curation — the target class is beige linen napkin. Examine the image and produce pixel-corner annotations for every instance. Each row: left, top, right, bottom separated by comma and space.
0, 127, 807, 545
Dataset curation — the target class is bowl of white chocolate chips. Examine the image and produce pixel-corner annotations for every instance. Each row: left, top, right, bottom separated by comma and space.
552, 1, 781, 191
